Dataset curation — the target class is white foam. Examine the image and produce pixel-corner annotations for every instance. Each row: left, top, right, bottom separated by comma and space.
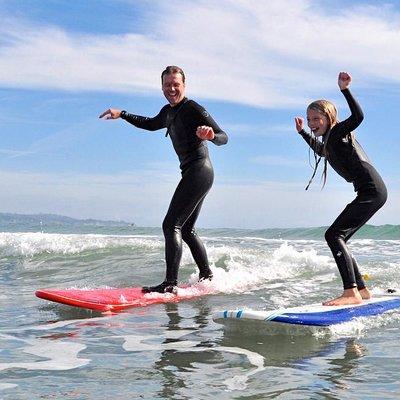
350, 239, 400, 257
185, 242, 332, 295
123, 334, 199, 352
122, 332, 265, 391
216, 346, 265, 391
0, 232, 163, 257
1, 316, 109, 333
0, 383, 18, 391
0, 338, 90, 371
312, 311, 400, 339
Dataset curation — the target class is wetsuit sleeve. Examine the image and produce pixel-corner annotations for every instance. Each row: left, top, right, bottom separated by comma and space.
209, 119, 229, 146
333, 89, 364, 137
188, 101, 228, 146
120, 106, 168, 131
298, 129, 325, 157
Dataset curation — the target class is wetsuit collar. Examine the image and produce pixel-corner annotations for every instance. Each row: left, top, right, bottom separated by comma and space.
170, 97, 188, 108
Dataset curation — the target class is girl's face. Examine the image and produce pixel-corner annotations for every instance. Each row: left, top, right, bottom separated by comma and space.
307, 109, 329, 137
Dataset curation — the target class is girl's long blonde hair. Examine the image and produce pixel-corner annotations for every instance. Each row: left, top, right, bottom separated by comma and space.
305, 100, 338, 190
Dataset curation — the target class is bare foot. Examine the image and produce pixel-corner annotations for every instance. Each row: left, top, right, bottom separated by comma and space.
359, 287, 372, 300
323, 288, 363, 306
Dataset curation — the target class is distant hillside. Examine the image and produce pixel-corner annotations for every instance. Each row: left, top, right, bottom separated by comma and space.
0, 212, 135, 227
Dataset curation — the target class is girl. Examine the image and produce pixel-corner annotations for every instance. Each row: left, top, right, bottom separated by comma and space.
295, 72, 387, 306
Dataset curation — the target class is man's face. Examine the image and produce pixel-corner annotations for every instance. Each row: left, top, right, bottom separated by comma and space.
162, 73, 185, 106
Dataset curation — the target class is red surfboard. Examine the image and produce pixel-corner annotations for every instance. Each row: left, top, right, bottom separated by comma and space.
35, 284, 214, 312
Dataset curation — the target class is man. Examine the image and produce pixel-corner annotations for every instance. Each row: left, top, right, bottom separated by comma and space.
99, 66, 228, 293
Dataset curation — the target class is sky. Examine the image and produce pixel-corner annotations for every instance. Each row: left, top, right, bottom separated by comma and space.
0, 0, 399, 228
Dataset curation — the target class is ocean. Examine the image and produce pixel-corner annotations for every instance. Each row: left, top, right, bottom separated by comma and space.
1, 215, 400, 399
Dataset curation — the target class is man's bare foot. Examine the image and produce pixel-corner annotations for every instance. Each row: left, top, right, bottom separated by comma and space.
358, 287, 372, 300
323, 288, 363, 306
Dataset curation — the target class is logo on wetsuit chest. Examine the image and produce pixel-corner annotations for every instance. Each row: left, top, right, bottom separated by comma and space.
202, 110, 209, 118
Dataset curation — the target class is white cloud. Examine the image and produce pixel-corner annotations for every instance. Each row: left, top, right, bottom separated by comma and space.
0, 148, 34, 157
0, 1, 399, 108
0, 1, 398, 229
207, 180, 399, 228
0, 168, 178, 225
0, 169, 397, 228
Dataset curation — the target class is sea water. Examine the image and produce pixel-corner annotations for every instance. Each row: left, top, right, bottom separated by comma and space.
1, 218, 400, 399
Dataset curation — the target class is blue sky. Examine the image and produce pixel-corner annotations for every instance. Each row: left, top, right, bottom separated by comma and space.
0, 0, 399, 228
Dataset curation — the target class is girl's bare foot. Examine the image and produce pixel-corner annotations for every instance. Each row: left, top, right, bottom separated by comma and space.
323, 288, 363, 306
358, 287, 372, 300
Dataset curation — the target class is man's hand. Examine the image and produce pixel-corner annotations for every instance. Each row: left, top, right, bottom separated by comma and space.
99, 108, 122, 119
196, 125, 215, 140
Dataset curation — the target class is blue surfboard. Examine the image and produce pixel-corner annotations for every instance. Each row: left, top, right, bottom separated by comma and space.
213, 295, 400, 327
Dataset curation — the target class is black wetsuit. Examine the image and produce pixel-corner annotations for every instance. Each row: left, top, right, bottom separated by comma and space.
299, 89, 387, 290
121, 98, 228, 291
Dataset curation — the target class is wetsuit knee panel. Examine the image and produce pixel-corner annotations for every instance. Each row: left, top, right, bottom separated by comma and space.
162, 218, 169, 233
359, 187, 387, 213
181, 227, 196, 242
162, 217, 182, 235
324, 228, 334, 243
324, 228, 344, 246
376, 187, 388, 208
